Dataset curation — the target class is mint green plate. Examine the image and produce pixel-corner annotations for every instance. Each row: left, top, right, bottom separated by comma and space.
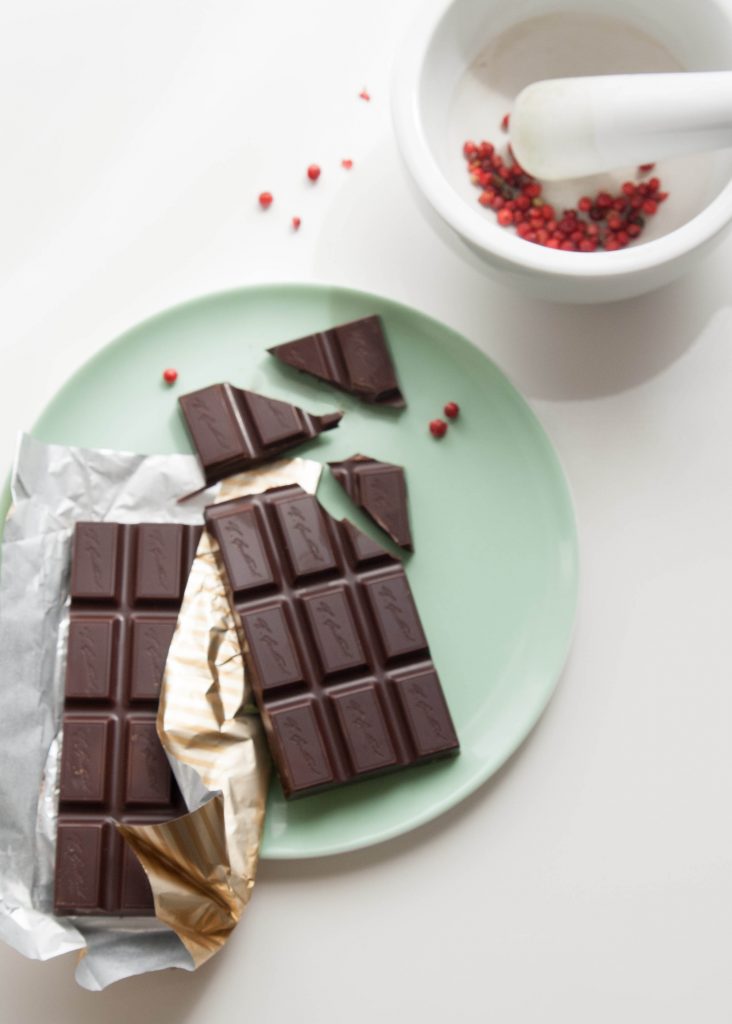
25, 283, 578, 859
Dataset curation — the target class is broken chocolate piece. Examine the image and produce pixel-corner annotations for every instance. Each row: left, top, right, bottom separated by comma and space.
54, 522, 200, 916
179, 384, 343, 486
204, 485, 458, 799
329, 454, 413, 551
268, 315, 406, 408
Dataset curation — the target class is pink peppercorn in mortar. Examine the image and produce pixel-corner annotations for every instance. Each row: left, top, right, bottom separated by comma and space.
463, 116, 669, 252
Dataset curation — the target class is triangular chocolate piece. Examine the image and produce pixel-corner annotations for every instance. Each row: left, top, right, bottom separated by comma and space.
179, 383, 342, 485
268, 315, 406, 408
329, 454, 413, 551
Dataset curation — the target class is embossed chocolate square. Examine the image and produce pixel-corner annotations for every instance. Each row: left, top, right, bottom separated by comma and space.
54, 521, 201, 916
204, 485, 458, 799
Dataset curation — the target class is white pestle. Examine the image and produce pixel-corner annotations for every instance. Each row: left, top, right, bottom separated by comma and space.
510, 71, 732, 181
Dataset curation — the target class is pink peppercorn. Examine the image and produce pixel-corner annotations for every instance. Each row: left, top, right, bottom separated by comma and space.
462, 131, 667, 251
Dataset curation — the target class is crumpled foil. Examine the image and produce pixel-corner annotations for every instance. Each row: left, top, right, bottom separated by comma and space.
0, 433, 319, 990
122, 461, 321, 968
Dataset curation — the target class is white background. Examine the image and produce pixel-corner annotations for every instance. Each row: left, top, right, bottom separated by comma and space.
1, 1, 731, 1021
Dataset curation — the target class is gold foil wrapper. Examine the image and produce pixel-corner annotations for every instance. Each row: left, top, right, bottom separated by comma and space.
121, 459, 321, 968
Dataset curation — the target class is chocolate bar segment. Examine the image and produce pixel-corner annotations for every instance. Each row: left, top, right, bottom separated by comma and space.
268, 315, 406, 409
329, 454, 413, 551
204, 485, 457, 799
54, 522, 201, 916
179, 384, 343, 486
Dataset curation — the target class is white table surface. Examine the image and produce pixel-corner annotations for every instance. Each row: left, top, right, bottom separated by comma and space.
1, 1, 731, 1020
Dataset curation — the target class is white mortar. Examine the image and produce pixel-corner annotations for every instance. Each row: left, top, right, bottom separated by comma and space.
392, 0, 732, 302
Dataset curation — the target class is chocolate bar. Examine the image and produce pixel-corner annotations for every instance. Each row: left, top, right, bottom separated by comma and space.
329, 454, 413, 551
204, 485, 458, 799
268, 315, 406, 408
179, 384, 343, 486
54, 522, 201, 916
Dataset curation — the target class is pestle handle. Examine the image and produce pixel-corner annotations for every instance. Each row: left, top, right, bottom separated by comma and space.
510, 71, 732, 180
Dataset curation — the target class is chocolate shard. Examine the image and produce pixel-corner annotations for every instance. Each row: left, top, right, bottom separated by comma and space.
268, 315, 406, 408
54, 522, 201, 916
179, 384, 343, 486
329, 454, 413, 552
204, 485, 458, 800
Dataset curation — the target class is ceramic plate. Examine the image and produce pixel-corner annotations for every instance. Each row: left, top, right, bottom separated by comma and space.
19, 283, 578, 858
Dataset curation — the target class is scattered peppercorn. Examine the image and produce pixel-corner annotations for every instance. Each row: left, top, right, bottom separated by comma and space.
341, 159, 353, 169
258, 191, 273, 209
292, 216, 301, 230
429, 418, 448, 438
162, 368, 178, 384
359, 88, 371, 101
444, 402, 460, 419
307, 164, 321, 182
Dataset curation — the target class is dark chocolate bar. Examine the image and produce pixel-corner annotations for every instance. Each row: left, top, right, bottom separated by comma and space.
54, 521, 201, 916
268, 315, 406, 408
204, 485, 458, 799
179, 384, 343, 486
329, 454, 413, 551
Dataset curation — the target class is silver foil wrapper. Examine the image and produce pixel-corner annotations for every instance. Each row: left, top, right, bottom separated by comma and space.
0, 434, 218, 989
